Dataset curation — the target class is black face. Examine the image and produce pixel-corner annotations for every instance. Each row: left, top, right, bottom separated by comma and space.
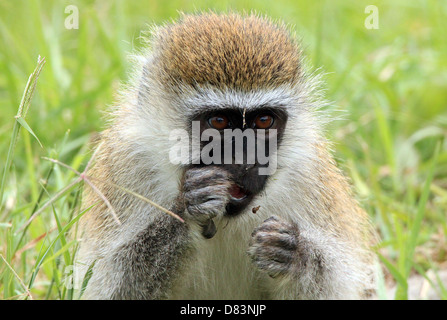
189, 107, 287, 217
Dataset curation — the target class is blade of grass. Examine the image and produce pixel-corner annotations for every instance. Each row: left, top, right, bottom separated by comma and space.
434, 272, 447, 299
394, 140, 441, 299
50, 198, 72, 267
0, 56, 45, 215
28, 204, 93, 289
78, 260, 96, 300
16, 117, 43, 148
373, 93, 398, 192
0, 254, 33, 300
405, 141, 441, 274
13, 228, 55, 261
22, 130, 39, 205
14, 161, 55, 253
2, 228, 13, 298
17, 178, 81, 233
0, 120, 21, 219
39, 168, 74, 267
377, 252, 408, 298
40, 240, 77, 269
374, 260, 389, 300
43, 156, 184, 223
0, 222, 12, 228
413, 265, 444, 299
101, 179, 185, 223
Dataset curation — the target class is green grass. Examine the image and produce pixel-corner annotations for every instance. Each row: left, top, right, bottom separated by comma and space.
1, 0, 446, 300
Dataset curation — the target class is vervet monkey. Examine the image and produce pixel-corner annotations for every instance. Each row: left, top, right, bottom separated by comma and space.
75, 12, 376, 299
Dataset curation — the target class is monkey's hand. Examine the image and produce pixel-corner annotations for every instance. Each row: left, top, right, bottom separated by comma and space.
182, 167, 231, 232
248, 216, 304, 278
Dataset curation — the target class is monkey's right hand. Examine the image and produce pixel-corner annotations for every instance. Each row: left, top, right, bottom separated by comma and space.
182, 167, 231, 226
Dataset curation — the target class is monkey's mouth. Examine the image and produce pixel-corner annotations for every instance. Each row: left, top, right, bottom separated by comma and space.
226, 182, 253, 217
228, 183, 249, 201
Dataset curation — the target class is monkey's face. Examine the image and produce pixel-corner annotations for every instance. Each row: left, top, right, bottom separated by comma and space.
137, 13, 312, 218
189, 107, 287, 217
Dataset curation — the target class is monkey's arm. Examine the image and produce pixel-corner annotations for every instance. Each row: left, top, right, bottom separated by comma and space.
82, 166, 230, 299
248, 215, 370, 299
109, 208, 190, 299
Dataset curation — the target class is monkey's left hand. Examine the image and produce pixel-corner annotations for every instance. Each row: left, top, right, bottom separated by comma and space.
248, 216, 304, 278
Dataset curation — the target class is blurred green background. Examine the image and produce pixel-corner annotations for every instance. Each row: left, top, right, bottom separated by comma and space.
0, 0, 446, 299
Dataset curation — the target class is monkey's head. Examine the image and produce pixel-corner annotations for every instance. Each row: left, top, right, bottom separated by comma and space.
127, 12, 324, 217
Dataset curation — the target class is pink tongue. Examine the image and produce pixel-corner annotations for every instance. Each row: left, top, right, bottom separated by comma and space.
229, 183, 247, 200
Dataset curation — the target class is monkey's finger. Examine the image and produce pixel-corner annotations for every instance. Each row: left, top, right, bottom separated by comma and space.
183, 167, 230, 188
251, 231, 298, 251
186, 199, 227, 222
248, 244, 293, 265
252, 216, 299, 237
201, 219, 217, 239
247, 246, 292, 278
184, 185, 229, 205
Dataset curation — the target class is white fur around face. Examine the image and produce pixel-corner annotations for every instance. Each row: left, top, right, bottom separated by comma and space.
77, 50, 373, 299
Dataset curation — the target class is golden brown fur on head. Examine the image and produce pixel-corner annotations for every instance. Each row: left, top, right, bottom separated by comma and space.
150, 12, 301, 91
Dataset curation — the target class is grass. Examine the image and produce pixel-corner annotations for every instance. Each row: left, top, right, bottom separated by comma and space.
1, 0, 446, 300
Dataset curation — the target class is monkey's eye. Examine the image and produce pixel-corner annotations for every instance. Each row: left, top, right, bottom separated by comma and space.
208, 115, 230, 130
253, 114, 274, 129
